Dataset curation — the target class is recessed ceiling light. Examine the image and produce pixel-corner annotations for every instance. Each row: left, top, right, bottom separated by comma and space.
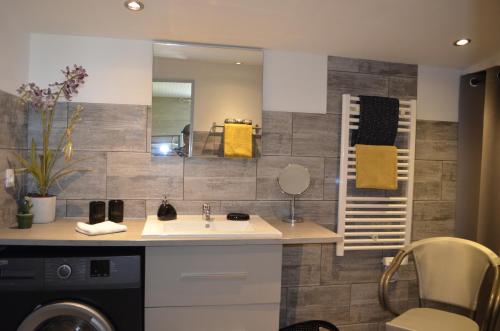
235, 62, 242, 65
124, 0, 144, 11
454, 38, 471, 46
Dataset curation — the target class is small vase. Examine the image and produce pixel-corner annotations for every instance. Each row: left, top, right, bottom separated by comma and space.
31, 196, 57, 224
17, 214, 33, 229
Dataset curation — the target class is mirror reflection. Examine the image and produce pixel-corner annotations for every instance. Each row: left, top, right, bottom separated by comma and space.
152, 42, 263, 158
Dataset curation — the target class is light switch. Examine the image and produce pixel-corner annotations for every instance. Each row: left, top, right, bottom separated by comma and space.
4, 169, 15, 188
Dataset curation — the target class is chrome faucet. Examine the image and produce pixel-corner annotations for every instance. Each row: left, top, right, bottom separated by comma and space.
202, 203, 211, 221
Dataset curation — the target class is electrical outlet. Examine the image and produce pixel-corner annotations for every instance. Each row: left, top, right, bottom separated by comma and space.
4, 169, 15, 188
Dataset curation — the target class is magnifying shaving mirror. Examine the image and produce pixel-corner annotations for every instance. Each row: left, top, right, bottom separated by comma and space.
278, 164, 311, 224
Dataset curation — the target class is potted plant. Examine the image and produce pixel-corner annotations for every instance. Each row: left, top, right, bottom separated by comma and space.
16, 197, 33, 229
15, 65, 88, 224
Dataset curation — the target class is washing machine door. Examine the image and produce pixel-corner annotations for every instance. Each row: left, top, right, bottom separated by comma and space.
17, 301, 114, 331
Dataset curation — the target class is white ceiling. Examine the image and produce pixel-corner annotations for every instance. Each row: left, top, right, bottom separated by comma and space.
3, 0, 500, 68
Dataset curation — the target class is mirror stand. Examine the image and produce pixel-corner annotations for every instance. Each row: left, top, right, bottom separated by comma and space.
283, 195, 303, 224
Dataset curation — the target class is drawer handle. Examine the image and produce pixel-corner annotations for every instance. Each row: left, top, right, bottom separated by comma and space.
180, 272, 248, 280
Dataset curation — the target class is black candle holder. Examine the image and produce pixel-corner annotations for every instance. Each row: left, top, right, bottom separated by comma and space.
89, 201, 106, 224
108, 200, 124, 223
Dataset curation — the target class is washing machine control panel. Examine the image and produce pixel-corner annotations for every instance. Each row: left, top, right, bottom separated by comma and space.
56, 264, 72, 279
43, 256, 140, 289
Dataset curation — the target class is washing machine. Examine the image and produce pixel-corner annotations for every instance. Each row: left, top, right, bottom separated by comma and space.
0, 246, 144, 331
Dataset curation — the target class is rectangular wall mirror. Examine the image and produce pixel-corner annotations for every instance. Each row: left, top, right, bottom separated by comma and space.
152, 42, 263, 158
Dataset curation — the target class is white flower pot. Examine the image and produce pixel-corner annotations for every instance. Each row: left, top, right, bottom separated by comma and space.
31, 196, 57, 224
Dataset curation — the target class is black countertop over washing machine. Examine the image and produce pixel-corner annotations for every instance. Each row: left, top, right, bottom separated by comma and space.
0, 245, 144, 331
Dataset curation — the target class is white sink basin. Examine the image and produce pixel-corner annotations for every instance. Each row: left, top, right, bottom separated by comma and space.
141, 215, 282, 239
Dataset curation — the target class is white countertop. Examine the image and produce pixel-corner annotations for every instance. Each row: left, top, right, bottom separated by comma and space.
0, 217, 342, 246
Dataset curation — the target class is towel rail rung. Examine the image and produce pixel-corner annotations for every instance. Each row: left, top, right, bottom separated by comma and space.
344, 238, 406, 244
345, 225, 406, 230
344, 245, 405, 251
346, 203, 407, 209
346, 197, 407, 202
349, 125, 410, 133
346, 175, 408, 181
345, 217, 407, 222
345, 210, 407, 215
344, 231, 406, 236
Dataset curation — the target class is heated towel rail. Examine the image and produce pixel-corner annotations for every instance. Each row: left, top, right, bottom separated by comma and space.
336, 94, 417, 256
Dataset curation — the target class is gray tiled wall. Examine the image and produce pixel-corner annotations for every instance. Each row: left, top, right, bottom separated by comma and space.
0, 90, 27, 228
19, 56, 457, 330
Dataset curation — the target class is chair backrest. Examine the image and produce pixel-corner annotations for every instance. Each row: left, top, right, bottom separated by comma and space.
407, 237, 498, 311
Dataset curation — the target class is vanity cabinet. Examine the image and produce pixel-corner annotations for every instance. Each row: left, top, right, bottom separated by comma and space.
145, 244, 282, 331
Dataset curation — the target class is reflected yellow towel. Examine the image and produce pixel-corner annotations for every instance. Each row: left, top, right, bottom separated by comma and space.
224, 123, 253, 158
356, 144, 398, 190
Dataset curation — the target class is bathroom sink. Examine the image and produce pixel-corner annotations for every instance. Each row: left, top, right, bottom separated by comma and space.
141, 215, 282, 239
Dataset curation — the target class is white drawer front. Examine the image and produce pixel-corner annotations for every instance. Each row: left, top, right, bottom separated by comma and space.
145, 245, 282, 307
145, 304, 280, 331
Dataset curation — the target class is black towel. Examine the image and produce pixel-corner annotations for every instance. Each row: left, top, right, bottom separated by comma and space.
351, 95, 399, 146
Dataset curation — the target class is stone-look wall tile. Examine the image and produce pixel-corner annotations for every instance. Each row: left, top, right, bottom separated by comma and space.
416, 121, 458, 141
327, 91, 343, 114
283, 244, 322, 266
292, 113, 340, 157
184, 158, 256, 200
328, 57, 360, 73
413, 160, 442, 200
70, 103, 148, 152
415, 140, 457, 161
412, 201, 455, 240
358, 60, 418, 78
413, 201, 455, 222
107, 152, 183, 200
146, 200, 221, 216
286, 285, 351, 325
286, 305, 350, 327
56, 199, 66, 218
257, 156, 324, 200
0, 149, 22, 228
262, 111, 292, 156
191, 131, 223, 157
339, 323, 381, 331
146, 105, 152, 153
415, 121, 458, 161
442, 161, 457, 201
321, 245, 383, 285
349, 281, 408, 324
28, 102, 67, 149
47, 151, 107, 199
388, 77, 417, 99
295, 201, 337, 226
220, 200, 290, 220
287, 284, 350, 307
66, 199, 146, 219
324, 157, 339, 200
280, 288, 288, 328
282, 244, 321, 287
0, 90, 27, 149
328, 71, 388, 97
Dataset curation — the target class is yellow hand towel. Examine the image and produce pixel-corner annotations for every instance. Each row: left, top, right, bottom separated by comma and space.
356, 144, 398, 190
224, 123, 253, 158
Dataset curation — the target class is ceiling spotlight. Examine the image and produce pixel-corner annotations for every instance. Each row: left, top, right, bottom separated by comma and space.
124, 0, 144, 11
235, 62, 242, 65
454, 38, 471, 46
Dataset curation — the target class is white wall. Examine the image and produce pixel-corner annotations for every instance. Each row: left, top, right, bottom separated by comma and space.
154, 57, 262, 131
417, 65, 462, 122
263, 50, 327, 114
0, 13, 29, 94
29, 34, 152, 105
